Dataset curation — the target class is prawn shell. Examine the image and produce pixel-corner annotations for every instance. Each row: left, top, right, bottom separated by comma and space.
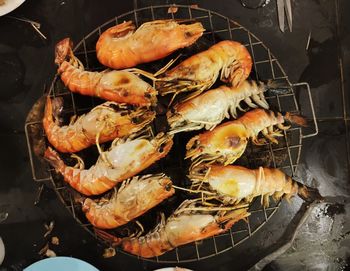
58, 64, 157, 107
238, 109, 284, 137
206, 165, 257, 200
185, 109, 291, 165
157, 40, 252, 96
120, 202, 249, 258
55, 38, 157, 106
96, 20, 204, 69
167, 80, 271, 133
43, 97, 155, 153
186, 121, 249, 165
82, 175, 175, 229
217, 41, 252, 86
44, 134, 174, 196
190, 165, 319, 207
167, 86, 228, 131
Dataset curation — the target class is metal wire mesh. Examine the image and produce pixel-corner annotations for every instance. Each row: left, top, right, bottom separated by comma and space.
24, 5, 318, 263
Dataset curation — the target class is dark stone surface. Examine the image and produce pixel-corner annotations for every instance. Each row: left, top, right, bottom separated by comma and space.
0, 0, 349, 271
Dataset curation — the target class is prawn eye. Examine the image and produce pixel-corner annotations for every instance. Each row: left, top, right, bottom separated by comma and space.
191, 139, 200, 148
159, 143, 166, 153
108, 103, 120, 111
184, 31, 193, 38
219, 223, 226, 230
132, 117, 140, 123
165, 183, 172, 191
197, 167, 207, 174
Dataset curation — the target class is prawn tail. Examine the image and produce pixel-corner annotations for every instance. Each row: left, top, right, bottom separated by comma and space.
297, 182, 324, 203
44, 96, 64, 127
283, 112, 308, 127
51, 97, 64, 124
264, 79, 291, 95
44, 146, 65, 172
95, 228, 123, 247
43, 96, 53, 126
55, 38, 73, 65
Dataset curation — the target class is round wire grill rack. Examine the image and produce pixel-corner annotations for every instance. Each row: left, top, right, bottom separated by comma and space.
25, 5, 318, 264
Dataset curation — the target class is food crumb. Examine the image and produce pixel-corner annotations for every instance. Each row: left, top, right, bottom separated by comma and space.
39, 243, 57, 258
168, 6, 178, 14
103, 247, 116, 258
0, 0, 5, 6
38, 243, 49, 255
51, 236, 59, 245
45, 249, 56, 258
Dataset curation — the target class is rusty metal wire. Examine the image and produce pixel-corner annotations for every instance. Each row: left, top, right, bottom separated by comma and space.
24, 5, 318, 263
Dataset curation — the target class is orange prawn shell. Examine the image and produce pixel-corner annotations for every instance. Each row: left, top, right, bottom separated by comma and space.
186, 121, 249, 161
120, 207, 249, 258
185, 109, 290, 164
162, 40, 252, 87
238, 109, 284, 136
169, 86, 228, 117
112, 138, 174, 184
96, 20, 204, 69
191, 164, 301, 204
44, 135, 173, 196
209, 40, 252, 85
43, 97, 155, 153
83, 175, 175, 229
55, 38, 157, 106
58, 63, 157, 106
197, 121, 249, 149
167, 82, 271, 133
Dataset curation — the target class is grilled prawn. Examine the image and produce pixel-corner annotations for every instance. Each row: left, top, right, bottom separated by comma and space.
83, 174, 175, 229
55, 38, 157, 106
189, 164, 323, 207
97, 200, 249, 258
186, 109, 307, 166
96, 20, 204, 69
44, 133, 173, 195
156, 40, 252, 99
167, 80, 275, 133
43, 97, 155, 153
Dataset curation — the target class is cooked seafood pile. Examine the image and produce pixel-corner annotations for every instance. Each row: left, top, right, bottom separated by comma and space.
42, 19, 322, 259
